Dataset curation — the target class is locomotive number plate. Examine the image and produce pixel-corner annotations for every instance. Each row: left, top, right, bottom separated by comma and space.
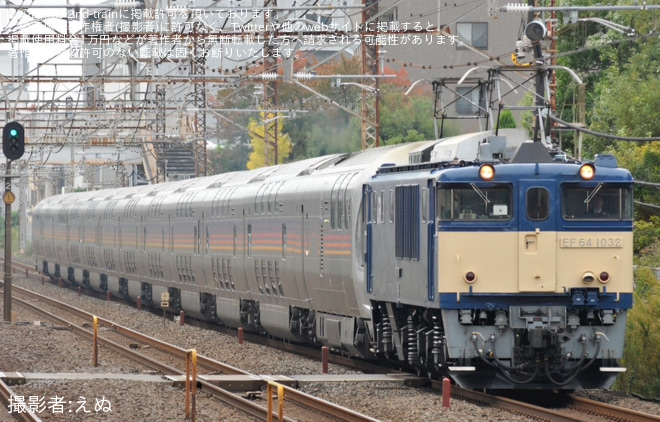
559, 237, 623, 248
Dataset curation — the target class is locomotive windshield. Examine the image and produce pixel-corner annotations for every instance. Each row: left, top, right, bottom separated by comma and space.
562, 185, 633, 220
438, 185, 512, 221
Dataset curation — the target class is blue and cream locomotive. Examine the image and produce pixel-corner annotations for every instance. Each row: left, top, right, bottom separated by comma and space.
32, 129, 633, 389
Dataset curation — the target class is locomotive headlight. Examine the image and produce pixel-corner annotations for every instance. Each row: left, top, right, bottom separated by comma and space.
579, 163, 595, 180
581, 271, 595, 284
479, 164, 495, 181
464, 271, 477, 284
598, 271, 610, 284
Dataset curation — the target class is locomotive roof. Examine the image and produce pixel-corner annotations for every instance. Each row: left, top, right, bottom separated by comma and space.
372, 159, 633, 184
436, 161, 634, 183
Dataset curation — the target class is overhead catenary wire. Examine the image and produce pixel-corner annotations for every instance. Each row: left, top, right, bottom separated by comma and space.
550, 115, 660, 142
634, 181, 660, 190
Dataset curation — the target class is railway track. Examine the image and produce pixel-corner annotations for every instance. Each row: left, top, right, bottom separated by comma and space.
4, 259, 659, 422
565, 395, 660, 422
2, 277, 380, 422
6, 257, 396, 375
444, 386, 660, 422
0, 378, 41, 422
434, 379, 660, 422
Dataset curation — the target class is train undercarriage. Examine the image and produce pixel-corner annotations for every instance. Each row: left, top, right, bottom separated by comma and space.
369, 301, 626, 390
43, 261, 625, 390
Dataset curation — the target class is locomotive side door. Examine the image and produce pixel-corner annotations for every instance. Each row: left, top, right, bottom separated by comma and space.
518, 179, 557, 292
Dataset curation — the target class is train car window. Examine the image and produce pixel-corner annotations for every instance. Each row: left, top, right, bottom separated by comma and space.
247, 224, 252, 257
367, 193, 373, 226
282, 223, 287, 258
212, 193, 219, 218
342, 173, 357, 229
170, 227, 174, 252
356, 194, 366, 267
261, 184, 268, 214
254, 186, 261, 215
377, 191, 384, 224
269, 182, 280, 214
422, 188, 429, 222
267, 186, 273, 214
331, 198, 337, 230
438, 185, 512, 221
562, 186, 633, 220
274, 182, 282, 214
338, 195, 345, 230
526, 187, 549, 221
389, 189, 394, 223
361, 189, 369, 227
233, 225, 237, 257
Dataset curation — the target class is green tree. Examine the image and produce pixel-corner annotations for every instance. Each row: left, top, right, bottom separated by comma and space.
380, 92, 437, 145
283, 54, 439, 158
633, 217, 660, 257
247, 112, 292, 169
496, 109, 517, 130
613, 142, 660, 220
206, 85, 257, 174
285, 111, 360, 159
614, 266, 660, 397
552, 2, 660, 397
207, 139, 250, 174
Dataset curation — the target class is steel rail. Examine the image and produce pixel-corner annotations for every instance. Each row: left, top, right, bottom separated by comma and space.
11, 260, 657, 422
10, 295, 182, 376
4, 259, 395, 376
569, 396, 660, 422
281, 386, 382, 422
7, 293, 291, 421
0, 378, 43, 422
9, 284, 248, 375
450, 386, 586, 422
442, 383, 660, 422
6, 281, 381, 422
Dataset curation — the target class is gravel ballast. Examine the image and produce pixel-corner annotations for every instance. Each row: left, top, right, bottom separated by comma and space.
2, 275, 658, 421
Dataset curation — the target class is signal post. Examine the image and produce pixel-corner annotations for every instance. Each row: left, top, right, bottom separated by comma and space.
3, 121, 25, 322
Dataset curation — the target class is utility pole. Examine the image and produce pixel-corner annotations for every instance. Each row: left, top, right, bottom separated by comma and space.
361, 0, 380, 149
263, 0, 279, 166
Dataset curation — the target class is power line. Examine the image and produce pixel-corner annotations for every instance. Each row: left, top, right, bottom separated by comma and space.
551, 115, 660, 142
635, 180, 660, 190
635, 200, 660, 210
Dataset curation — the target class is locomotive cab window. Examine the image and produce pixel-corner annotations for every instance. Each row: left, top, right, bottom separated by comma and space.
527, 187, 549, 221
562, 185, 633, 220
438, 185, 512, 221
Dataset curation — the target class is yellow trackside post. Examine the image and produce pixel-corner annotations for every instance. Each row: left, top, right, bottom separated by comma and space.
93, 315, 98, 367
267, 381, 285, 422
185, 349, 198, 420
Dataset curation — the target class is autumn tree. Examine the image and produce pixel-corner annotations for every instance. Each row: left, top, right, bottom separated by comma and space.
246, 111, 292, 169
378, 66, 438, 144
